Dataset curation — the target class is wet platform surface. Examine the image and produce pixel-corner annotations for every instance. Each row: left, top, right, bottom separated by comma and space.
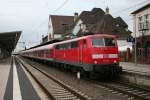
1, 57, 150, 100
120, 62, 150, 74
0, 58, 11, 100
0, 57, 40, 100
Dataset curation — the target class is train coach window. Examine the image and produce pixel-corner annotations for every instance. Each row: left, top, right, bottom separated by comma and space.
45, 50, 50, 55
71, 41, 78, 48
55, 45, 60, 50
55, 44, 69, 50
62, 43, 70, 49
48, 50, 51, 55
55, 42, 78, 50
47, 50, 49, 55
45, 50, 47, 55
65, 43, 71, 49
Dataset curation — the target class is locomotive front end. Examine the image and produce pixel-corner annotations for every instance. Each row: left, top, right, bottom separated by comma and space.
90, 35, 122, 77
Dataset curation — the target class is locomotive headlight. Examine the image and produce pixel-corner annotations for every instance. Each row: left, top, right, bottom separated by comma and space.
94, 61, 97, 64
108, 54, 118, 58
114, 60, 117, 63
92, 54, 103, 59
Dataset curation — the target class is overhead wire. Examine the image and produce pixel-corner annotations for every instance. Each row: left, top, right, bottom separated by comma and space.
33, 0, 69, 31
32, 0, 149, 42
113, 0, 150, 15
31, 0, 69, 42
52, 0, 69, 13
109, 0, 149, 32
33, 0, 148, 30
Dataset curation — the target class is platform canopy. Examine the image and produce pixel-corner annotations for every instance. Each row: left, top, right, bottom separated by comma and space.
0, 31, 21, 56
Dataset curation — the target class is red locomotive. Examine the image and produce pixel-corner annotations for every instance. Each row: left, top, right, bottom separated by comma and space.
20, 34, 122, 78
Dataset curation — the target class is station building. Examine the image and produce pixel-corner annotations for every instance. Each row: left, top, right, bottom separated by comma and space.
131, 3, 150, 63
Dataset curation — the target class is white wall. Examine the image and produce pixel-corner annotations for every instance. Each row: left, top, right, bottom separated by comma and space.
54, 34, 62, 39
48, 17, 54, 39
72, 19, 83, 35
117, 40, 133, 51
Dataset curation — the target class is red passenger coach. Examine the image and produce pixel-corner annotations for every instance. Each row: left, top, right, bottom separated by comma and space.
20, 34, 122, 78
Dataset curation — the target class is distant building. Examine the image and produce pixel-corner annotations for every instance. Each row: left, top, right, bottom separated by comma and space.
48, 15, 74, 39
131, 3, 150, 63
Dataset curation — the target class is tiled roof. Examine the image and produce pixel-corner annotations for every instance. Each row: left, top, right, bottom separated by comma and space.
72, 8, 131, 39
75, 8, 105, 25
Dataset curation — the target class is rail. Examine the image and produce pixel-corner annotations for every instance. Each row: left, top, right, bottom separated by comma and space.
96, 81, 150, 100
15, 56, 93, 100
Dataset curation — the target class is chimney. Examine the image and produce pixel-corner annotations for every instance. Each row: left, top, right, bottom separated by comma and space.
74, 12, 78, 22
105, 7, 109, 15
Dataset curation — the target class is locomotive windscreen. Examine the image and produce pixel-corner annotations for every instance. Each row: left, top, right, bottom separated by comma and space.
104, 38, 116, 46
92, 37, 116, 47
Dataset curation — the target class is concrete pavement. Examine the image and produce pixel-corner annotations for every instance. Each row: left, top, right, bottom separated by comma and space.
0, 58, 11, 100
0, 57, 40, 100
120, 62, 150, 74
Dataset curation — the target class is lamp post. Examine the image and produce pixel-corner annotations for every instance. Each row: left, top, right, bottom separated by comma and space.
133, 15, 137, 65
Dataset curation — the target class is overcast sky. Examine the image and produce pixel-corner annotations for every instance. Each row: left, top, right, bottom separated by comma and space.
0, 0, 149, 50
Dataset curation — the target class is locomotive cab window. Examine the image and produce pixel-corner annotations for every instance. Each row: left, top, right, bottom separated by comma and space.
92, 37, 104, 47
104, 38, 116, 46
92, 37, 116, 47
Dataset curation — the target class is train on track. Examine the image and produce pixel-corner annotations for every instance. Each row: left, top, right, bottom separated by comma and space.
19, 34, 122, 78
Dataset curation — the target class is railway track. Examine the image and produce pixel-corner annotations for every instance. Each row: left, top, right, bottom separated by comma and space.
15, 56, 93, 100
95, 81, 150, 100
17, 56, 150, 100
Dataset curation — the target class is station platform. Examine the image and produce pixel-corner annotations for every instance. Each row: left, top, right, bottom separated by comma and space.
0, 57, 40, 100
0, 58, 11, 100
120, 62, 150, 74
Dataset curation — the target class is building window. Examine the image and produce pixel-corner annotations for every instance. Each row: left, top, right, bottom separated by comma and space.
144, 14, 149, 30
145, 20, 149, 30
137, 48, 144, 56
139, 16, 142, 21
145, 14, 149, 19
138, 16, 143, 31
138, 23, 143, 31
62, 24, 69, 31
